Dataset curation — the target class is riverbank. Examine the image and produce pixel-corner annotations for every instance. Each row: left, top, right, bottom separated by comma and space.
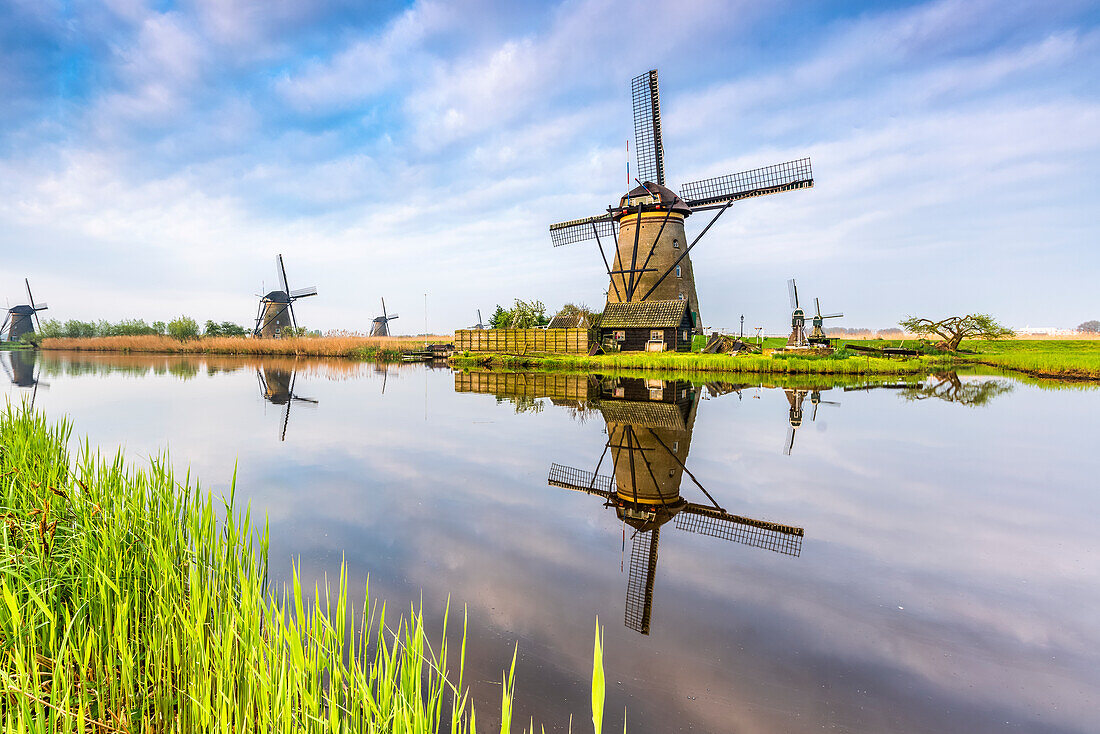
0, 403, 599, 731
40, 334, 452, 361
450, 340, 1100, 381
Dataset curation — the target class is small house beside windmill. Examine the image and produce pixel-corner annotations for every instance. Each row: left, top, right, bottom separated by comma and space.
2, 279, 48, 342
598, 301, 693, 352
370, 298, 399, 337
549, 69, 814, 351
254, 255, 318, 338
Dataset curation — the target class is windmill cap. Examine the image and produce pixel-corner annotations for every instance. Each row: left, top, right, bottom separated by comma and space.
263, 290, 290, 303
617, 181, 691, 217
8, 305, 35, 315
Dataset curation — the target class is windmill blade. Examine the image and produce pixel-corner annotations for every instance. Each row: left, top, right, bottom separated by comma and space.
814, 297, 821, 318
631, 69, 665, 187
787, 279, 798, 309
381, 297, 387, 321
680, 157, 813, 209
276, 254, 290, 294
256, 368, 268, 394
784, 425, 795, 455
287, 301, 299, 331
0, 312, 10, 341
25, 279, 42, 330
676, 505, 804, 557
812, 402, 818, 422
625, 528, 659, 635
822, 312, 844, 319
289, 286, 318, 299
387, 313, 399, 321
549, 214, 616, 247
32, 302, 47, 311
547, 463, 615, 499
0, 353, 13, 381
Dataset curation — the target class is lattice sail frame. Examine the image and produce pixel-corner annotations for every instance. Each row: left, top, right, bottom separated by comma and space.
625, 528, 659, 634
632, 70, 665, 187
675, 510, 803, 556
549, 215, 617, 248
680, 158, 813, 208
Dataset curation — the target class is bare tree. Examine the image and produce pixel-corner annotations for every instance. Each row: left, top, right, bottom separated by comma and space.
1077, 320, 1100, 334
899, 313, 1015, 351
901, 372, 1014, 407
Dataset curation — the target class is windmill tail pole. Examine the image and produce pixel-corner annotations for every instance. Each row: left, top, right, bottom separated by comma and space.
640, 198, 734, 302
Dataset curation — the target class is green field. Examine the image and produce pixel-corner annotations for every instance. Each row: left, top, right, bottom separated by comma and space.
449, 339, 1100, 381
0, 403, 605, 732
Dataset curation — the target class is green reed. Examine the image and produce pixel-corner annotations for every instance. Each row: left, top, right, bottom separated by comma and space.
0, 402, 606, 732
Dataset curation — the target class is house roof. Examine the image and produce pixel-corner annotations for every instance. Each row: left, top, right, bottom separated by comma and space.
599, 401, 686, 431
599, 300, 688, 329
546, 312, 590, 330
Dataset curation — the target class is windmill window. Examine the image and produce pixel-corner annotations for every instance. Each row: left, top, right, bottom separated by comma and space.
673, 238, 680, 249
675, 265, 682, 278
672, 441, 679, 453
678, 292, 684, 300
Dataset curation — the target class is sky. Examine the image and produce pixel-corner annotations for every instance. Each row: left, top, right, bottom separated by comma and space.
0, 0, 1097, 334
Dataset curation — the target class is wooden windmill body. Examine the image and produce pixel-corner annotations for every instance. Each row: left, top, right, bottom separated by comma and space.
2, 279, 48, 342
254, 255, 317, 338
369, 298, 399, 337
549, 70, 814, 349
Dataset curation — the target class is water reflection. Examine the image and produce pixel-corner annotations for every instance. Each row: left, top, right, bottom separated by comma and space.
782, 387, 840, 455
456, 372, 805, 636
257, 364, 318, 441
1, 351, 47, 410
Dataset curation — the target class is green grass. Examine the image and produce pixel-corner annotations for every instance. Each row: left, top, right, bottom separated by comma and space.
451, 339, 1100, 381
0, 402, 607, 732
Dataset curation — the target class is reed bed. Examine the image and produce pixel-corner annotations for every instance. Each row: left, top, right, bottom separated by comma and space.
40, 335, 455, 361
0, 403, 604, 732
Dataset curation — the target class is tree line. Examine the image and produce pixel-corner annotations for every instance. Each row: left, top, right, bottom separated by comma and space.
35, 318, 251, 341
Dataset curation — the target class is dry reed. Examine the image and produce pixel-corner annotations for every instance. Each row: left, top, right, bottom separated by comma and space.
40, 334, 454, 359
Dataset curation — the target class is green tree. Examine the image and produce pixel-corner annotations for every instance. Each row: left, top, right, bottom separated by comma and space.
63, 320, 96, 338
899, 313, 1015, 351
37, 319, 63, 339
204, 320, 223, 337
167, 316, 199, 341
151, 321, 167, 335
508, 299, 548, 328
489, 305, 511, 329
219, 322, 249, 337
1078, 320, 1100, 334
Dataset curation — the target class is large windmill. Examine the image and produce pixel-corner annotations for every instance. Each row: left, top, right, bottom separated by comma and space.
2, 279, 48, 342
549, 377, 804, 635
369, 298, 399, 337
549, 69, 813, 331
257, 364, 318, 441
254, 255, 318, 338
808, 297, 843, 346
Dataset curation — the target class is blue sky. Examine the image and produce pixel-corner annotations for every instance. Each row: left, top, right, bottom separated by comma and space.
0, 0, 1097, 333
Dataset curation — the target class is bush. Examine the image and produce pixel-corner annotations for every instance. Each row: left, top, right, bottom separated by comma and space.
167, 316, 199, 341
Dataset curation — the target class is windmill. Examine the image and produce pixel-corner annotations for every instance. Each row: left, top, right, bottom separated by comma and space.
370, 298, 399, 337
549, 69, 813, 331
549, 377, 804, 635
1, 350, 47, 411
782, 386, 838, 455
253, 255, 318, 338
2, 279, 48, 343
469, 309, 487, 330
785, 279, 809, 348
257, 364, 318, 441
808, 297, 843, 346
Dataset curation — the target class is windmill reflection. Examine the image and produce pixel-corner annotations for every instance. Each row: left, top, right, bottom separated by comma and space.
257, 364, 318, 441
1, 350, 47, 409
549, 377, 804, 635
783, 388, 839, 456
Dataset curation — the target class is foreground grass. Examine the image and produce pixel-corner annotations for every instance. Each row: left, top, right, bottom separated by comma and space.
0, 404, 599, 732
40, 335, 453, 361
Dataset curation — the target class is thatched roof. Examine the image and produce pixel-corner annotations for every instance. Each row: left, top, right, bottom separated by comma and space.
599, 300, 688, 329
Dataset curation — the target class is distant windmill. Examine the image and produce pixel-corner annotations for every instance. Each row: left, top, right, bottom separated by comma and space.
785, 279, 808, 348
808, 298, 843, 346
1, 279, 48, 342
549, 377, 804, 635
370, 298, 399, 337
253, 255, 318, 338
550, 69, 813, 330
257, 364, 318, 441
469, 309, 487, 330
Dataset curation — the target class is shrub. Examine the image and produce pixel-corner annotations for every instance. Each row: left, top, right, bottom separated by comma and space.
167, 315, 199, 340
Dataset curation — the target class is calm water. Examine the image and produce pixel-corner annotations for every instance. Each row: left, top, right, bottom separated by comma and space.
4, 349, 1099, 733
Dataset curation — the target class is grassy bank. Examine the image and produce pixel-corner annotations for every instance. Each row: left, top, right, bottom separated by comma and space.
0, 403, 601, 732
450, 339, 1100, 381
40, 334, 454, 361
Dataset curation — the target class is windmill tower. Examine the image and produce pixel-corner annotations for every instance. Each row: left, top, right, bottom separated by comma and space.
549, 69, 814, 332
370, 298, 399, 337
2, 279, 48, 342
257, 364, 318, 441
254, 255, 318, 338
548, 376, 804, 634
785, 279, 808, 348
808, 298, 843, 346
1, 351, 46, 411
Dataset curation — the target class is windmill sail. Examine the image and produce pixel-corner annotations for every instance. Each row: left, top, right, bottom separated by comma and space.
549, 214, 617, 247
548, 463, 614, 498
631, 70, 665, 187
680, 158, 813, 209
625, 528, 659, 635
788, 279, 798, 309
675, 505, 803, 556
